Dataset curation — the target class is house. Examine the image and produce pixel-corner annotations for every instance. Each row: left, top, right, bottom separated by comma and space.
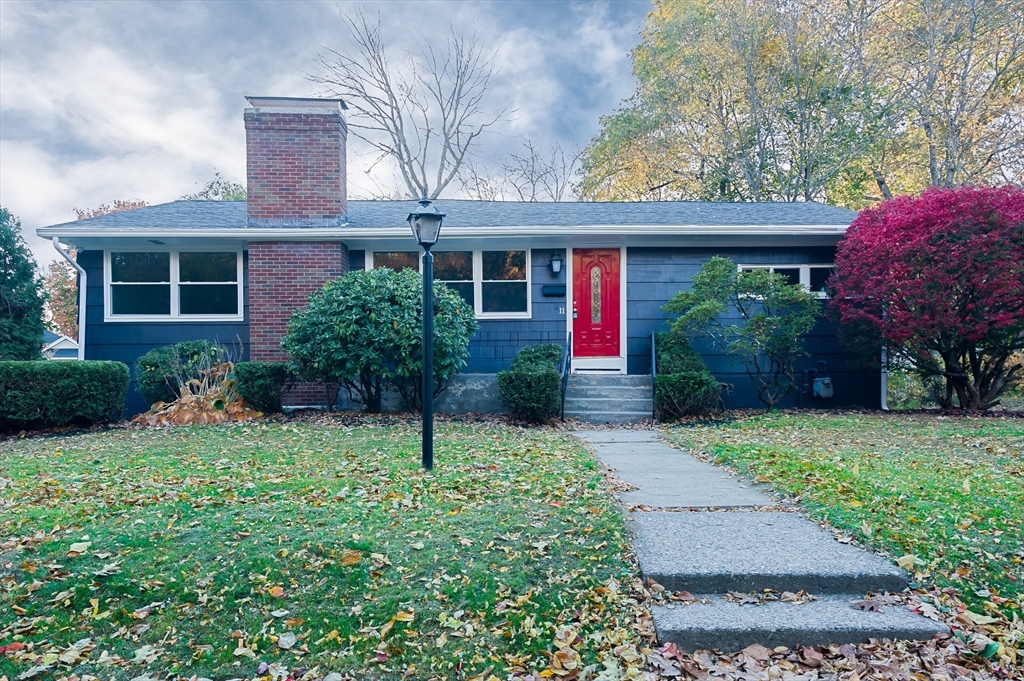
38, 96, 879, 419
42, 330, 80, 360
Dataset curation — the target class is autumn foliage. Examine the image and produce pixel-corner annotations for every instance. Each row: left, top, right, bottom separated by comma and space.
829, 186, 1024, 410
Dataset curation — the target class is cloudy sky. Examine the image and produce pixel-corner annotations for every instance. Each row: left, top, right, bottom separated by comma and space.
0, 0, 652, 264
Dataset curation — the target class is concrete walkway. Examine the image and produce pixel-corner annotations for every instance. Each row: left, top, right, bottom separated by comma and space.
575, 430, 947, 652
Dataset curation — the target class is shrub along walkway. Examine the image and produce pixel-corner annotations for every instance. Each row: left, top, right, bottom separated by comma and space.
575, 430, 947, 652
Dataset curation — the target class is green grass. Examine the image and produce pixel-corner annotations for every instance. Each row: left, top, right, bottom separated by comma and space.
662, 413, 1024, 620
0, 421, 639, 680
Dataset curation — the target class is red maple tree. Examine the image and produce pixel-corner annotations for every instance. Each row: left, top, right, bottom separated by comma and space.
829, 186, 1024, 410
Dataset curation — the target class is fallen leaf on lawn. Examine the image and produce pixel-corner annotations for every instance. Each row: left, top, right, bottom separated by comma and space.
409, 541, 424, 551
340, 549, 362, 566
851, 599, 885, 613
271, 609, 289, 618
963, 610, 999, 625
68, 542, 91, 555
131, 645, 160, 664
93, 561, 121, 577
269, 585, 285, 598
392, 610, 415, 622
277, 632, 297, 650
896, 554, 917, 570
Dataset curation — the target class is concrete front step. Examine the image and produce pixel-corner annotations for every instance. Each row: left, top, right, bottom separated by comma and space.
631, 512, 907, 595
564, 385, 653, 400
568, 374, 652, 387
563, 398, 653, 414
565, 411, 652, 425
651, 594, 948, 652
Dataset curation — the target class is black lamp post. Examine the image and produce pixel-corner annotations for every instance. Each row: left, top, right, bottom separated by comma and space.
407, 199, 445, 471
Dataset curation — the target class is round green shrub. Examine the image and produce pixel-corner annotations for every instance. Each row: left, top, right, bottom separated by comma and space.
282, 268, 478, 413
234, 362, 296, 413
654, 372, 721, 420
135, 340, 221, 406
498, 369, 562, 423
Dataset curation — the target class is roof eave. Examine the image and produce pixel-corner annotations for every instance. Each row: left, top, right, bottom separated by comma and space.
37, 224, 849, 241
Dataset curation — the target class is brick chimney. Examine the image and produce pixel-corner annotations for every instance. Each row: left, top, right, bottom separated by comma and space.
244, 96, 348, 226
244, 97, 349, 408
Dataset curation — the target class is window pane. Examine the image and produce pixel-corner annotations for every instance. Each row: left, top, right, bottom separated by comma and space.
373, 252, 419, 272
180, 284, 239, 315
481, 281, 527, 313
774, 268, 801, 287
111, 252, 169, 282
441, 281, 474, 307
590, 266, 602, 324
111, 284, 170, 314
809, 266, 833, 293
180, 252, 236, 282
482, 251, 526, 281
433, 251, 473, 280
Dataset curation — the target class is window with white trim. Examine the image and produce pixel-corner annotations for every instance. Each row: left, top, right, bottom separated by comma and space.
738, 264, 834, 297
105, 250, 243, 320
368, 249, 531, 318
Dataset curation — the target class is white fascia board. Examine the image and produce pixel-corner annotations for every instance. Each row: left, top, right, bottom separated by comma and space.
37, 223, 848, 240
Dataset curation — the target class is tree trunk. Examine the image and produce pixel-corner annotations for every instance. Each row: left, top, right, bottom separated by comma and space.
871, 169, 893, 200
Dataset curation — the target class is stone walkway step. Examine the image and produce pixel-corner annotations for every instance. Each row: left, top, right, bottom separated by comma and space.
578, 430, 772, 508
631, 512, 907, 595
651, 595, 948, 652
573, 430, 949, 652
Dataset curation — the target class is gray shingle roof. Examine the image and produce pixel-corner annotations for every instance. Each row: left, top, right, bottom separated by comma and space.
42, 198, 856, 232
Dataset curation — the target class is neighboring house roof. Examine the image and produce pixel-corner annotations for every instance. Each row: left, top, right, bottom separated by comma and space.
37, 199, 856, 241
42, 332, 79, 360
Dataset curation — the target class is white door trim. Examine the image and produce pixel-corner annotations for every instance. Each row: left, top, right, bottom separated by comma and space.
567, 246, 627, 374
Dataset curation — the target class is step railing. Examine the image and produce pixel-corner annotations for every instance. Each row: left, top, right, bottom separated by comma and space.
650, 330, 657, 419
560, 331, 572, 419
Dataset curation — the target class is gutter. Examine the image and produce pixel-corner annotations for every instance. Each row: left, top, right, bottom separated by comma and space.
51, 237, 86, 362
37, 224, 850, 241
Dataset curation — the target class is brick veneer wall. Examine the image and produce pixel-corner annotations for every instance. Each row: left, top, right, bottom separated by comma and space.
244, 108, 347, 222
248, 241, 349, 407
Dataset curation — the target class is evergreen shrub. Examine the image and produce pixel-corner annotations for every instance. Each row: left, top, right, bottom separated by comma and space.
0, 361, 129, 430
498, 343, 564, 422
654, 331, 721, 419
234, 362, 296, 413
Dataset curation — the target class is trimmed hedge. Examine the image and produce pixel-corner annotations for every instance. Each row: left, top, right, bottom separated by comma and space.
136, 340, 221, 406
498, 369, 562, 423
655, 372, 721, 420
654, 331, 721, 420
0, 361, 129, 430
499, 344, 564, 422
511, 343, 563, 371
234, 362, 296, 413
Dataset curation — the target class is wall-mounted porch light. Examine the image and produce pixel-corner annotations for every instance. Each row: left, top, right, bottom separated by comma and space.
550, 251, 564, 275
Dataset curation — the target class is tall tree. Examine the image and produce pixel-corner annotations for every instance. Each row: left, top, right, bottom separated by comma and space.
43, 258, 78, 338
581, 0, 1024, 206
829, 186, 1024, 410
0, 208, 47, 360
311, 6, 508, 199
461, 139, 581, 202
181, 172, 247, 201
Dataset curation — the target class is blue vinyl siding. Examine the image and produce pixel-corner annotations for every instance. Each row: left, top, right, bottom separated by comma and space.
625, 247, 879, 409
78, 250, 250, 416
464, 249, 568, 374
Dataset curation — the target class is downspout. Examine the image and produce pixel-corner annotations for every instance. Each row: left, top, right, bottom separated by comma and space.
52, 237, 86, 361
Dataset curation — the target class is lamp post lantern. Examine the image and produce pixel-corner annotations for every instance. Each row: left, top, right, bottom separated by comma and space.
407, 199, 445, 471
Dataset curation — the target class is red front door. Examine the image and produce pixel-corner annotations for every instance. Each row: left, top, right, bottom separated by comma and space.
572, 249, 620, 357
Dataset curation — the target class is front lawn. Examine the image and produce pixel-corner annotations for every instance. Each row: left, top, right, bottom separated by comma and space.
0, 420, 645, 680
662, 412, 1024, 625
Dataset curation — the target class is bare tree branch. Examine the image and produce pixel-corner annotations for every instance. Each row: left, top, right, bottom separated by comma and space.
309, 6, 510, 199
